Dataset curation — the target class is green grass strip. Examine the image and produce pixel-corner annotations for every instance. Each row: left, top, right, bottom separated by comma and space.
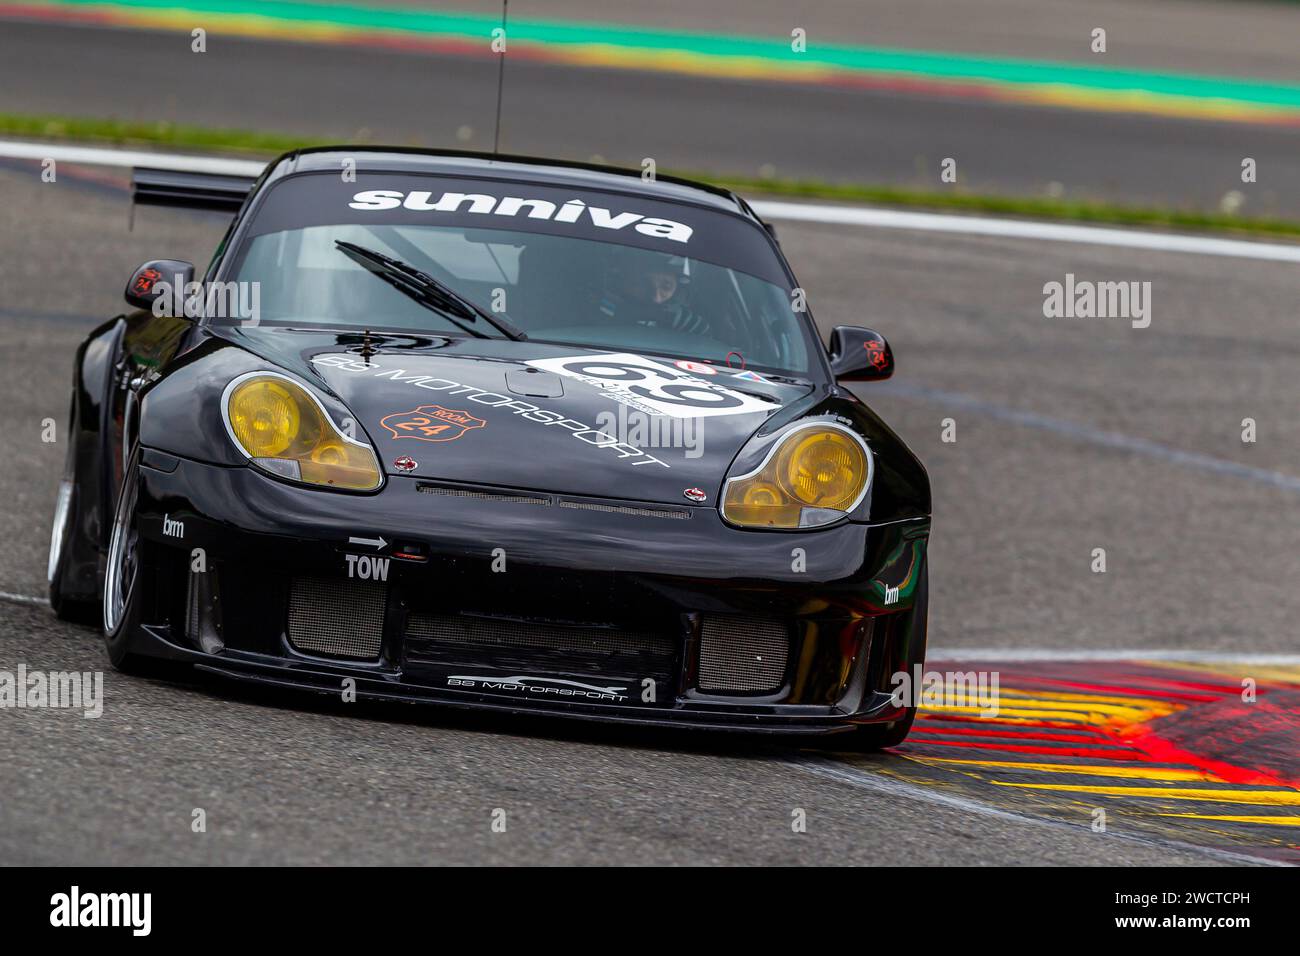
3, 112, 1298, 240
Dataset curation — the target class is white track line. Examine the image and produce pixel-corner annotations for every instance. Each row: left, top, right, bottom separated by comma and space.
0, 141, 265, 177
0, 590, 49, 607
3, 139, 1300, 263
752, 199, 1300, 264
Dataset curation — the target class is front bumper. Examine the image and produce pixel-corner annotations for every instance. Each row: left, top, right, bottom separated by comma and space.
126, 449, 930, 735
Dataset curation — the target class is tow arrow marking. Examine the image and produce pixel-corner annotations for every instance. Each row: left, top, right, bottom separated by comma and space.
348, 535, 388, 550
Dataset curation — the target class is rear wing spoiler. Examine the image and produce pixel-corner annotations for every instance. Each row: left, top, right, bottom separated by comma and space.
131, 167, 258, 213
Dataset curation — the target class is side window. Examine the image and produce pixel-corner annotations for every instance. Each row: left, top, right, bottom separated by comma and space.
205, 217, 239, 280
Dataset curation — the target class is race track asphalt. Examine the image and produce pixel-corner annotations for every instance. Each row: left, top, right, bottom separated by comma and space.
3, 14, 1300, 218
0, 160, 1296, 864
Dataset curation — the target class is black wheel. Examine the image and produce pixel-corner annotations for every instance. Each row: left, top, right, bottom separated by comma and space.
846, 563, 929, 752
47, 405, 98, 623
102, 445, 147, 671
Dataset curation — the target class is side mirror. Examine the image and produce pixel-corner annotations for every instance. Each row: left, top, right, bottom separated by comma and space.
828, 326, 894, 381
125, 259, 195, 313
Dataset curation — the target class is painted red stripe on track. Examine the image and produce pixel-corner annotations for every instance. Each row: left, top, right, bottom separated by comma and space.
909, 727, 1126, 745
916, 714, 1112, 732
0, 4, 138, 30
936, 663, 1247, 697
1048, 669, 1243, 696
904, 739, 1141, 760
1111, 675, 1252, 695
1123, 725, 1300, 788
997, 676, 1221, 703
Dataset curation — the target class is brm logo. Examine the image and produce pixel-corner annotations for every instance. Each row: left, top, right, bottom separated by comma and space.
349, 190, 694, 244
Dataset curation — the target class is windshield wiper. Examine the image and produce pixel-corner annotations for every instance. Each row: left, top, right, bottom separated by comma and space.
335, 240, 526, 341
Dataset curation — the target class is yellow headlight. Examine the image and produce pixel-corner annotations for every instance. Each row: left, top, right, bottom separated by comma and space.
780, 430, 865, 510
228, 380, 303, 458
722, 425, 869, 529
224, 374, 382, 491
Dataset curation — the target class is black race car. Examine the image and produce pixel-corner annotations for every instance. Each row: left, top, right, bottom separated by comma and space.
48, 147, 930, 747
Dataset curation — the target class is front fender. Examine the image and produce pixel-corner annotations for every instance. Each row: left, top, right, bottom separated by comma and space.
137, 336, 364, 466
59, 317, 125, 599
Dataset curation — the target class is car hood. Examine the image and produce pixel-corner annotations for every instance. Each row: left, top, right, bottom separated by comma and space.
222, 328, 821, 505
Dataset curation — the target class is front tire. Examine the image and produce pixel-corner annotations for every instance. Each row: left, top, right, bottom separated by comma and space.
847, 563, 929, 751
849, 707, 918, 751
48, 402, 97, 623
102, 446, 146, 671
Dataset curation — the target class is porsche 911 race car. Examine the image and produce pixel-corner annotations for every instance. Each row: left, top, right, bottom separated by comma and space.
47, 147, 930, 747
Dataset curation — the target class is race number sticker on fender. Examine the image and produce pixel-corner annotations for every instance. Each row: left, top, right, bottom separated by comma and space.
525, 353, 774, 419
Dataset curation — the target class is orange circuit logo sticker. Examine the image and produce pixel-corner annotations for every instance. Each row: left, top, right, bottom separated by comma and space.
381, 405, 486, 442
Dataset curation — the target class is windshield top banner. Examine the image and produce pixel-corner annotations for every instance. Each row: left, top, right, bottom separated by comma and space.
245, 173, 788, 285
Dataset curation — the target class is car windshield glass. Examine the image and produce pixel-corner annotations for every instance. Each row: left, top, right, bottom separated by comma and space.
226, 173, 815, 376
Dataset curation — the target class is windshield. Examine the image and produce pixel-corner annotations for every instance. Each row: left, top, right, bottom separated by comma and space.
226, 173, 816, 377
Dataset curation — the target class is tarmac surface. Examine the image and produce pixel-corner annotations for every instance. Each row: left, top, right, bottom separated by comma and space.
0, 160, 1295, 864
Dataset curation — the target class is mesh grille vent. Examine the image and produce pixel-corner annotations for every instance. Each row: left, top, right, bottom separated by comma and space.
417, 484, 549, 505
558, 500, 689, 520
287, 576, 386, 660
697, 617, 790, 693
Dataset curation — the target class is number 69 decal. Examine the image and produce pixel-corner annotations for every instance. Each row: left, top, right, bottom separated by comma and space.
525, 353, 773, 418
